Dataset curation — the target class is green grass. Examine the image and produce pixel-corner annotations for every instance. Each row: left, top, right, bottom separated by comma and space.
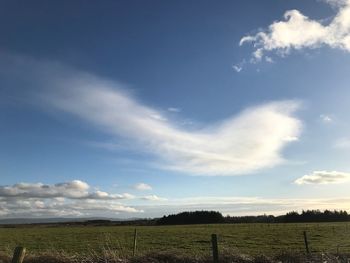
1, 222, 350, 257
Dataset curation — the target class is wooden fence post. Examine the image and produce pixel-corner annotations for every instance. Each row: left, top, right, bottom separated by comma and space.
133, 228, 137, 256
11, 247, 26, 263
211, 234, 219, 263
303, 231, 310, 254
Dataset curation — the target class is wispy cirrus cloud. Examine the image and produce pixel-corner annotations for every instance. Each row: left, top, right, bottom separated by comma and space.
48, 87, 301, 176
0, 54, 302, 176
240, 0, 350, 62
320, 114, 333, 123
134, 183, 152, 191
295, 170, 350, 185
141, 195, 167, 201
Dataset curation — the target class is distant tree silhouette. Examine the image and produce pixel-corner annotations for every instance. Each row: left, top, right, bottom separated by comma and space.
157, 210, 350, 225
158, 211, 225, 225
225, 210, 350, 224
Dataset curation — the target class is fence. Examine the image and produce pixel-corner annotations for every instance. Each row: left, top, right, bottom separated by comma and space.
4, 222, 350, 258
7, 230, 315, 263
10, 247, 26, 263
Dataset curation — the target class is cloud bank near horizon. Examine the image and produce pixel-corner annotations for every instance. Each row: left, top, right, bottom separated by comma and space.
138, 195, 350, 217
0, 180, 141, 217
0, 180, 134, 200
0, 180, 171, 217
1, 180, 350, 218
240, 0, 350, 62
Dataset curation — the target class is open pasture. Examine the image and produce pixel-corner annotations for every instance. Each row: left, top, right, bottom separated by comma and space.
0, 222, 350, 257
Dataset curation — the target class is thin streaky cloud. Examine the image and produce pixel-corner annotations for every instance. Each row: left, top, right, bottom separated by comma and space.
1, 55, 302, 176
134, 183, 152, 191
141, 195, 167, 201
320, 114, 333, 123
48, 84, 302, 175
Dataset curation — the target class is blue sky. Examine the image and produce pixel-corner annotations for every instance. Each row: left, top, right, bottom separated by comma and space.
1, 0, 350, 218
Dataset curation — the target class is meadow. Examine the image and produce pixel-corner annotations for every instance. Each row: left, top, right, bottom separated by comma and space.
1, 222, 350, 259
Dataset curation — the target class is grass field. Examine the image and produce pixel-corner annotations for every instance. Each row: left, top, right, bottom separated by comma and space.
0, 222, 350, 257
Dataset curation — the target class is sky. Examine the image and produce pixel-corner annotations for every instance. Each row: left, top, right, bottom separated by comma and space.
1, 0, 350, 219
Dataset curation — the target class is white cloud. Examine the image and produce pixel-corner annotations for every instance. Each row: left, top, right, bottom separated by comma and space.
46, 77, 301, 176
240, 0, 350, 61
134, 183, 152, 191
0, 179, 171, 218
323, 0, 349, 8
87, 191, 135, 200
1, 55, 302, 176
1, 179, 350, 217
320, 114, 333, 123
284, 136, 299, 142
0, 199, 141, 218
0, 180, 134, 200
150, 114, 167, 121
141, 195, 167, 201
295, 170, 350, 185
265, 56, 274, 63
232, 65, 242, 72
0, 180, 142, 218
0, 180, 89, 199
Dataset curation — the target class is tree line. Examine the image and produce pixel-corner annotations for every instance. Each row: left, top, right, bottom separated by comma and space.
157, 210, 350, 225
